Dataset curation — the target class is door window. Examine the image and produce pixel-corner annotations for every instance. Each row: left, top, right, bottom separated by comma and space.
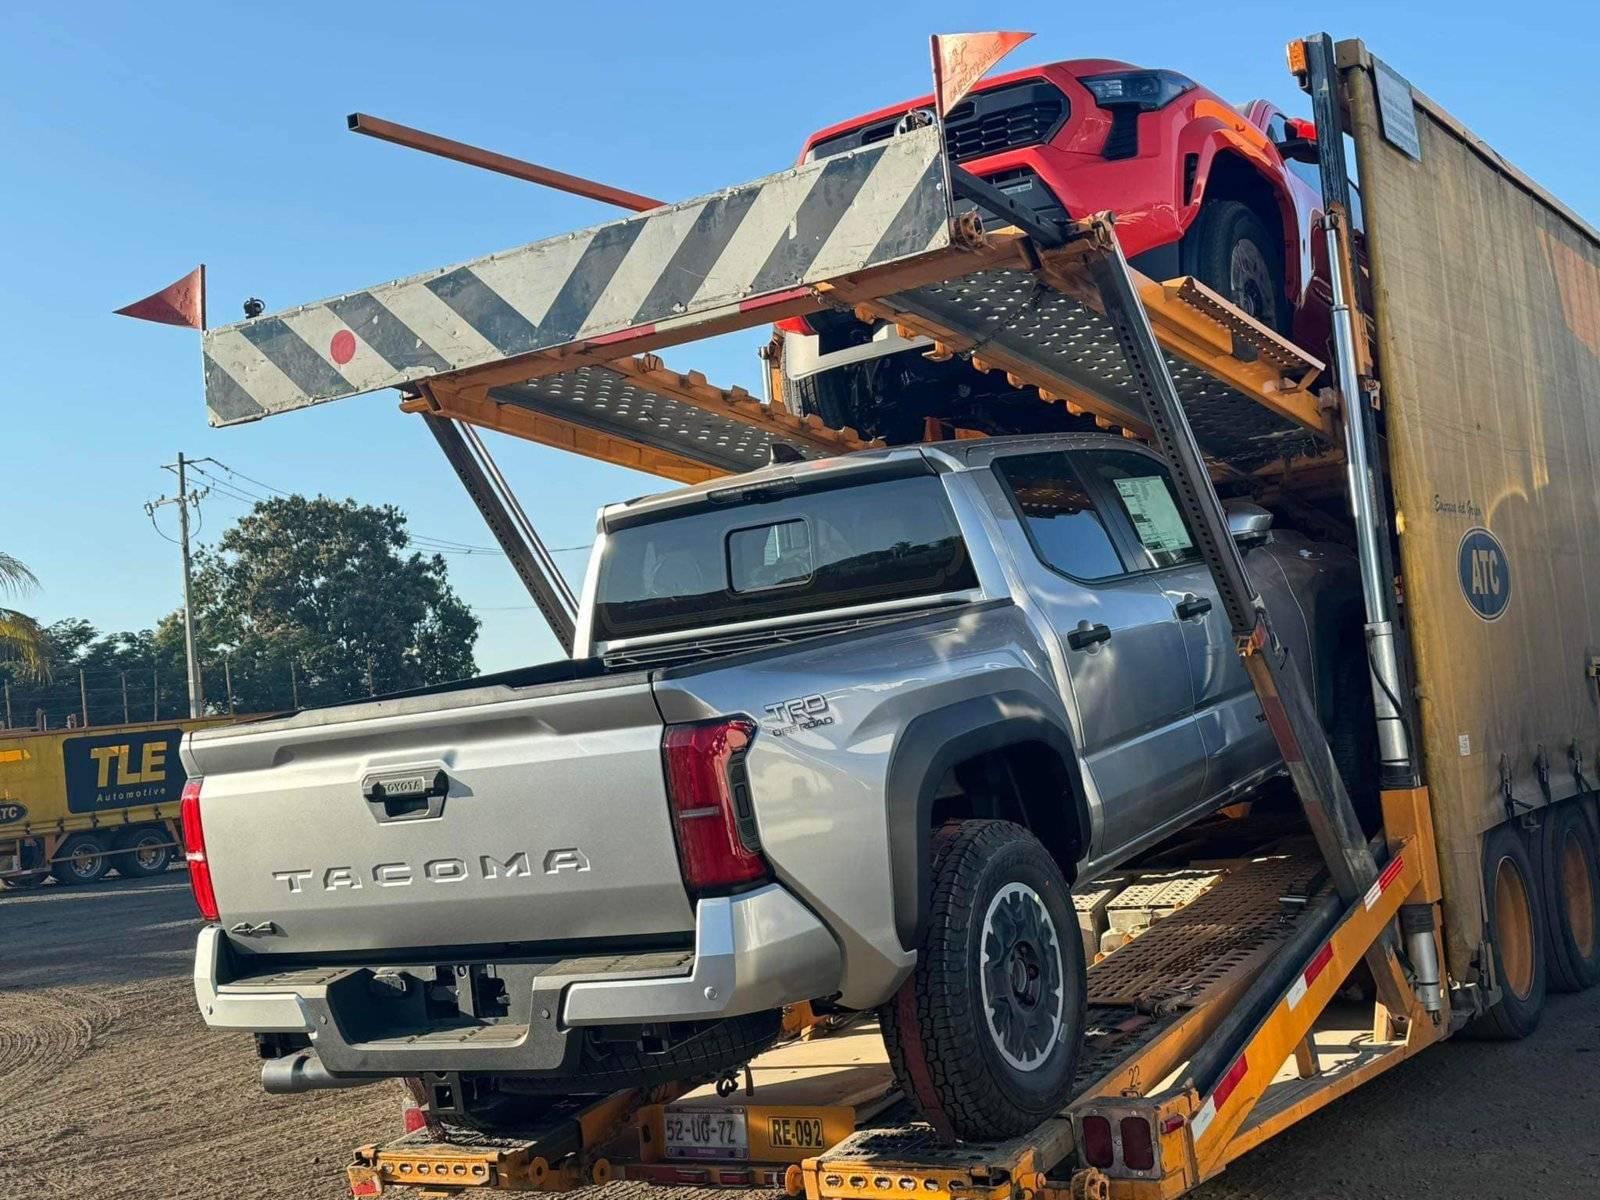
1078, 451, 1202, 571
993, 452, 1126, 580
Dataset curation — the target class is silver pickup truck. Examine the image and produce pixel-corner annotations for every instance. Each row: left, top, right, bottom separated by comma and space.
186, 433, 1366, 1141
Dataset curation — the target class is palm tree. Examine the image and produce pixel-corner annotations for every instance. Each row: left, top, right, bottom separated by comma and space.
0, 551, 47, 675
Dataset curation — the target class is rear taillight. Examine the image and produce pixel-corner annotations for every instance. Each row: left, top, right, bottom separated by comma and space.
1120, 1116, 1155, 1171
1080, 1115, 1114, 1168
662, 718, 767, 893
179, 777, 219, 922
773, 315, 814, 336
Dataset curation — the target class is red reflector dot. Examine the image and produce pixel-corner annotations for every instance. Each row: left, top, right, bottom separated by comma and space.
330, 329, 357, 364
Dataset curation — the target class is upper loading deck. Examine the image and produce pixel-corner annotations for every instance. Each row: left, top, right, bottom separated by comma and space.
199, 125, 1332, 483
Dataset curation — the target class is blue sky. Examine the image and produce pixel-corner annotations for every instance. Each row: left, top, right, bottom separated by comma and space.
3, 1, 1595, 672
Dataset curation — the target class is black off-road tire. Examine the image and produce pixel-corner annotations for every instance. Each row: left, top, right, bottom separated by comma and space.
112, 826, 174, 879
881, 820, 1084, 1142
1466, 823, 1547, 1039
491, 1009, 783, 1097
50, 833, 112, 886
785, 370, 854, 429
1540, 802, 1600, 993
1183, 199, 1289, 335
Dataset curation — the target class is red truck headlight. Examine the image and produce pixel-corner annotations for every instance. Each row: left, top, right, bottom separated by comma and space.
662, 718, 768, 893
179, 777, 220, 922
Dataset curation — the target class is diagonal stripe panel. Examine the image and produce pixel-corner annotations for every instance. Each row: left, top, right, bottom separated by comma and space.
628, 190, 760, 327
237, 317, 350, 400
326, 292, 452, 374
202, 126, 949, 425
536, 220, 647, 344
746, 145, 887, 296
425, 267, 544, 357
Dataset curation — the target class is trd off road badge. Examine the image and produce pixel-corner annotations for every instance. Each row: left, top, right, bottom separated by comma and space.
1457, 527, 1510, 621
762, 694, 834, 737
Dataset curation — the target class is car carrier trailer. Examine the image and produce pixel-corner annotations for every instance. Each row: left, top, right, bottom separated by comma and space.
0, 715, 237, 887
192, 30, 1600, 1198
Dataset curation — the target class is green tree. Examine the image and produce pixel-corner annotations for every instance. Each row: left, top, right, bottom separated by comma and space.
0, 551, 46, 676
189, 495, 479, 711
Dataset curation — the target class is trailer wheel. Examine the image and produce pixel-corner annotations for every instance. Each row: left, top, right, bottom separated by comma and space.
880, 820, 1084, 1142
1540, 803, 1600, 993
1183, 200, 1288, 335
2, 838, 50, 888
1467, 824, 1546, 1039
50, 833, 112, 886
113, 826, 174, 878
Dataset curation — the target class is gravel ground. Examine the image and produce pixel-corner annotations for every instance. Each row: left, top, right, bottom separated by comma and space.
1, 874, 1597, 1199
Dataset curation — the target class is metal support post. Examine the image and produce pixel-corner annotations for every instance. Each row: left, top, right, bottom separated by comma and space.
1300, 31, 1417, 789
1084, 221, 1409, 1015
421, 411, 578, 655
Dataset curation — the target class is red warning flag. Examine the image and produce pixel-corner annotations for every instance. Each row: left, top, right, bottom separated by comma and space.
931, 31, 1035, 118
114, 265, 206, 330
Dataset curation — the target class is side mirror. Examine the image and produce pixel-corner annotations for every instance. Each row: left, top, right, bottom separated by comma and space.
1275, 135, 1320, 165
1225, 501, 1274, 545
1274, 116, 1320, 165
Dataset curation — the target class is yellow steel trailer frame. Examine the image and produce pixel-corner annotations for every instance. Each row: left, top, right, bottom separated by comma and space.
343, 787, 1446, 1198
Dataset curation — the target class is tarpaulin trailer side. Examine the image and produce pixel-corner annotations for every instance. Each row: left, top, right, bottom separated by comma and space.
1340, 39, 1600, 980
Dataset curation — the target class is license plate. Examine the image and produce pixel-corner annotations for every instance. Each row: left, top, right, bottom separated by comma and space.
768, 1115, 828, 1151
664, 1106, 748, 1160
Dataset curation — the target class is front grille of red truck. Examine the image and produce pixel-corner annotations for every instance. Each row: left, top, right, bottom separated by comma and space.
810, 80, 1069, 164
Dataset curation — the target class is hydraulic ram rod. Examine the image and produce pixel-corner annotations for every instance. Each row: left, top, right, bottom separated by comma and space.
1298, 32, 1418, 788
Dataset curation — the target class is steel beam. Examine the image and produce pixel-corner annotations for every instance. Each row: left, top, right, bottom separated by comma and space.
421, 411, 578, 654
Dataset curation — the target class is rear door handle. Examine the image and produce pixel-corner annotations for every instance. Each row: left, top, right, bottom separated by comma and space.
1176, 594, 1213, 621
1067, 622, 1112, 650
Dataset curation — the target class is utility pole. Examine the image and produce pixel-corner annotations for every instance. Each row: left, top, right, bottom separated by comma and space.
147, 453, 214, 718
120, 671, 130, 724
3, 681, 10, 729
79, 669, 89, 727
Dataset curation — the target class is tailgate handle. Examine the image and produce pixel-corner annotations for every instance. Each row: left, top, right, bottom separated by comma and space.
362, 767, 450, 823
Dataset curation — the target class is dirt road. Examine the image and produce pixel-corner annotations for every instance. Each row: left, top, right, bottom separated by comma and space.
2, 875, 1597, 1199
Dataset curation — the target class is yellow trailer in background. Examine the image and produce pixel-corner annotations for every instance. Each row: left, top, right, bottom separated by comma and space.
0, 716, 237, 887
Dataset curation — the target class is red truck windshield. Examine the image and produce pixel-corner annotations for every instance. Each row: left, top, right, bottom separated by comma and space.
592, 472, 978, 643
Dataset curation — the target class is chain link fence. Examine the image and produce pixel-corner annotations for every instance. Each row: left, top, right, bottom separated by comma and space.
1, 657, 363, 731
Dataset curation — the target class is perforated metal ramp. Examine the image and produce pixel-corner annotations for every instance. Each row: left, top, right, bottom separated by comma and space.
864, 268, 1329, 471
491, 370, 804, 475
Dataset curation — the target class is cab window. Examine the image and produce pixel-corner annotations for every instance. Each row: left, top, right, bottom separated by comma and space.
993, 452, 1126, 580
1076, 450, 1201, 571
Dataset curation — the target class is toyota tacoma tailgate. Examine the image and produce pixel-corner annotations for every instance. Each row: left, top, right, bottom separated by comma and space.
184, 665, 695, 957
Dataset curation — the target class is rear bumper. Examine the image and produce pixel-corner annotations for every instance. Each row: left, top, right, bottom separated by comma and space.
194, 883, 842, 1073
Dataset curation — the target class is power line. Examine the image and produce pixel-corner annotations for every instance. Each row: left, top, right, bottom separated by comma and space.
183, 458, 594, 559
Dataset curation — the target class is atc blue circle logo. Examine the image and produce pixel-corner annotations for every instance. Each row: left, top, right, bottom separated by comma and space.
0, 801, 27, 825
1458, 527, 1510, 621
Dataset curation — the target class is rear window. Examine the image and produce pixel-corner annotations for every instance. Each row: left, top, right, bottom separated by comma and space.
592, 474, 977, 641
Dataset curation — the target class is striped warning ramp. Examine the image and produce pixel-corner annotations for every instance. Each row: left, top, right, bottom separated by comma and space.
202, 126, 951, 427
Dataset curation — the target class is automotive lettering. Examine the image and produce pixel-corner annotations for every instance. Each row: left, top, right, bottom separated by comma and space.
762, 693, 834, 736
62, 729, 187, 813
480, 851, 531, 878
270, 850, 555, 893
425, 858, 468, 882
542, 848, 590, 874
272, 869, 315, 894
